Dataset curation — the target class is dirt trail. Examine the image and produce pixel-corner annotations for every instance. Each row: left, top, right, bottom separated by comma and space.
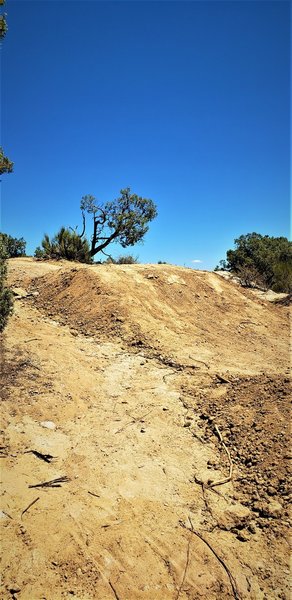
1, 259, 290, 600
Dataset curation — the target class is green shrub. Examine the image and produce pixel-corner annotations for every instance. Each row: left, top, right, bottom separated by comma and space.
216, 233, 292, 293
0, 233, 26, 257
0, 239, 13, 332
35, 228, 92, 263
115, 254, 139, 264
103, 254, 138, 264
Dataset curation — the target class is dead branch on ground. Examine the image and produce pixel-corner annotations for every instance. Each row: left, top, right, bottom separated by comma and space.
28, 476, 70, 489
21, 497, 40, 519
115, 409, 152, 434
180, 517, 241, 600
189, 356, 210, 369
108, 580, 121, 600
215, 374, 231, 384
208, 424, 233, 488
24, 450, 55, 463
175, 537, 191, 600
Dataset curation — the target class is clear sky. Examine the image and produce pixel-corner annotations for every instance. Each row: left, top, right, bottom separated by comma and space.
1, 0, 290, 269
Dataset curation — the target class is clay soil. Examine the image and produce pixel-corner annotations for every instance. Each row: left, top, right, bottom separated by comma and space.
1, 258, 291, 600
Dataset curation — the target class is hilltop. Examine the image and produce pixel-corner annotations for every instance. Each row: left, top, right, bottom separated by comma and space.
1, 258, 290, 600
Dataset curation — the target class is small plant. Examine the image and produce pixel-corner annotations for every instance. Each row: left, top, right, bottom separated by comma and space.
115, 254, 139, 264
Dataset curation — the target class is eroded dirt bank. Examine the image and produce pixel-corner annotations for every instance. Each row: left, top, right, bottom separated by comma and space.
1, 259, 290, 600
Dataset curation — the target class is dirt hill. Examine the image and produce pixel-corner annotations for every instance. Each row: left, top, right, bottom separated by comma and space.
1, 258, 290, 600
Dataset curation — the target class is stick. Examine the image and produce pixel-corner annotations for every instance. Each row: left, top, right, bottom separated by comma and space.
24, 450, 55, 463
175, 537, 191, 600
108, 580, 121, 600
183, 518, 241, 600
21, 497, 40, 519
208, 425, 233, 488
216, 374, 230, 384
189, 356, 210, 369
88, 491, 100, 498
115, 409, 152, 434
29, 476, 70, 488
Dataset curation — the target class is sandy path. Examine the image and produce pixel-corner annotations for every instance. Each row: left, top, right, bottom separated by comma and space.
1, 260, 290, 599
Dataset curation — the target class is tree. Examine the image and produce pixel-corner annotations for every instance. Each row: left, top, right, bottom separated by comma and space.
0, 233, 26, 257
216, 233, 292, 293
0, 0, 7, 40
80, 187, 157, 258
0, 147, 13, 175
35, 227, 92, 263
0, 2, 13, 175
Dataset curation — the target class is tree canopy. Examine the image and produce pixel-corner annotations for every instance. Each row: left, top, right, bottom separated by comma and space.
0, 0, 7, 40
80, 188, 157, 258
0, 148, 13, 175
216, 233, 292, 293
0, 233, 26, 258
0, 3, 13, 176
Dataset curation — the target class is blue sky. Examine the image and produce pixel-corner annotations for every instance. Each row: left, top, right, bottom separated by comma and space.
1, 0, 290, 268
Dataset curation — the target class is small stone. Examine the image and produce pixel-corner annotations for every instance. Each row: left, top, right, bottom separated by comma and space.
40, 421, 56, 430
262, 500, 283, 518
140, 428, 146, 433
236, 530, 250, 542
217, 504, 251, 530
0, 511, 9, 520
267, 486, 276, 496
248, 522, 257, 534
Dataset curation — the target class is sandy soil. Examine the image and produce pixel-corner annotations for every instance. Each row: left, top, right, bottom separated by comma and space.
1, 258, 290, 600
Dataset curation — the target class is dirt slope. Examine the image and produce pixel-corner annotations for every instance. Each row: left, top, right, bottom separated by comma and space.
1, 258, 290, 600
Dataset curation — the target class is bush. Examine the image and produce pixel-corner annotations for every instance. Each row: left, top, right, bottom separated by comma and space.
216, 233, 292, 293
0, 238, 13, 332
104, 254, 139, 264
35, 228, 92, 263
116, 254, 138, 264
0, 233, 26, 257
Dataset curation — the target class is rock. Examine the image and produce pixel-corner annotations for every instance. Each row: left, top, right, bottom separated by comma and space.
248, 522, 257, 534
12, 287, 28, 298
261, 500, 283, 518
236, 530, 250, 542
0, 510, 10, 520
40, 420, 56, 430
217, 504, 251, 530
